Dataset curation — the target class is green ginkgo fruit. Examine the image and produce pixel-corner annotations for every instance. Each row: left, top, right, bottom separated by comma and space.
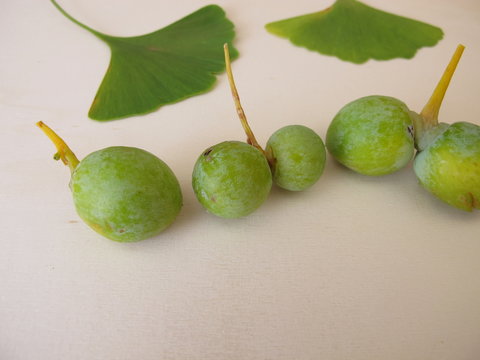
37, 122, 182, 241
192, 141, 272, 218
51, 0, 238, 120
192, 45, 273, 218
412, 45, 480, 211
266, 125, 326, 191
265, 0, 443, 64
192, 44, 326, 218
326, 95, 415, 176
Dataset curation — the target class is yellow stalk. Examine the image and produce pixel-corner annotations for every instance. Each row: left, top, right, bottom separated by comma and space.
420, 44, 465, 127
36, 121, 80, 172
223, 43, 264, 154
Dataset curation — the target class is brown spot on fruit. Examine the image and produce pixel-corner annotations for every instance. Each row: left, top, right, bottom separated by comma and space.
469, 192, 479, 209
407, 125, 414, 138
88, 222, 106, 234
203, 148, 213, 162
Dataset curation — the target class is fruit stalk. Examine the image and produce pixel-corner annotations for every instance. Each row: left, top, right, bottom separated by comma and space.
223, 44, 264, 154
420, 44, 465, 128
36, 121, 80, 172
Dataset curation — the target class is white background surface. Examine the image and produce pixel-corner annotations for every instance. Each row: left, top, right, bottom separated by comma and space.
1, 0, 480, 359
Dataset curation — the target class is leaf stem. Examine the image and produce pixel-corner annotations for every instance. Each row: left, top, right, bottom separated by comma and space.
50, 0, 105, 39
223, 44, 264, 154
420, 44, 465, 128
36, 121, 80, 173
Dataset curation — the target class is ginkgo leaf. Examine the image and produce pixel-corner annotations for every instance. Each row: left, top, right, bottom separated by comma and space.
265, 0, 443, 64
51, 0, 238, 121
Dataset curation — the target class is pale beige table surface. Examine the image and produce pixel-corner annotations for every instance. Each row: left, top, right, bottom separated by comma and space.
1, 0, 480, 359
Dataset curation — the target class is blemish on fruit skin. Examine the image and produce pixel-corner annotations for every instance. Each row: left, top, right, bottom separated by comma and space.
458, 193, 475, 211
467, 192, 479, 209
407, 125, 414, 138
203, 148, 213, 162
87, 221, 106, 235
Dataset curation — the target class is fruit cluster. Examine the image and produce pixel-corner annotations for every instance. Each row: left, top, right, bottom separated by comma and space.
38, 45, 479, 242
326, 45, 479, 211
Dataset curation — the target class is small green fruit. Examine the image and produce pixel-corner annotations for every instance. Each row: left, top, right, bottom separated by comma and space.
326, 95, 415, 176
414, 122, 480, 211
412, 45, 480, 211
71, 147, 183, 241
267, 125, 326, 191
192, 141, 272, 218
37, 122, 182, 242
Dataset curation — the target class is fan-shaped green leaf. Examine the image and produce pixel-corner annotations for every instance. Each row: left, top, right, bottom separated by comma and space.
51, 1, 238, 121
265, 0, 443, 64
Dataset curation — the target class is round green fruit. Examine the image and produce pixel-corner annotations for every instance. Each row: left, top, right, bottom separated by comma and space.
414, 122, 480, 211
71, 147, 183, 241
266, 125, 326, 191
326, 95, 415, 176
192, 141, 272, 218
38, 122, 183, 241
